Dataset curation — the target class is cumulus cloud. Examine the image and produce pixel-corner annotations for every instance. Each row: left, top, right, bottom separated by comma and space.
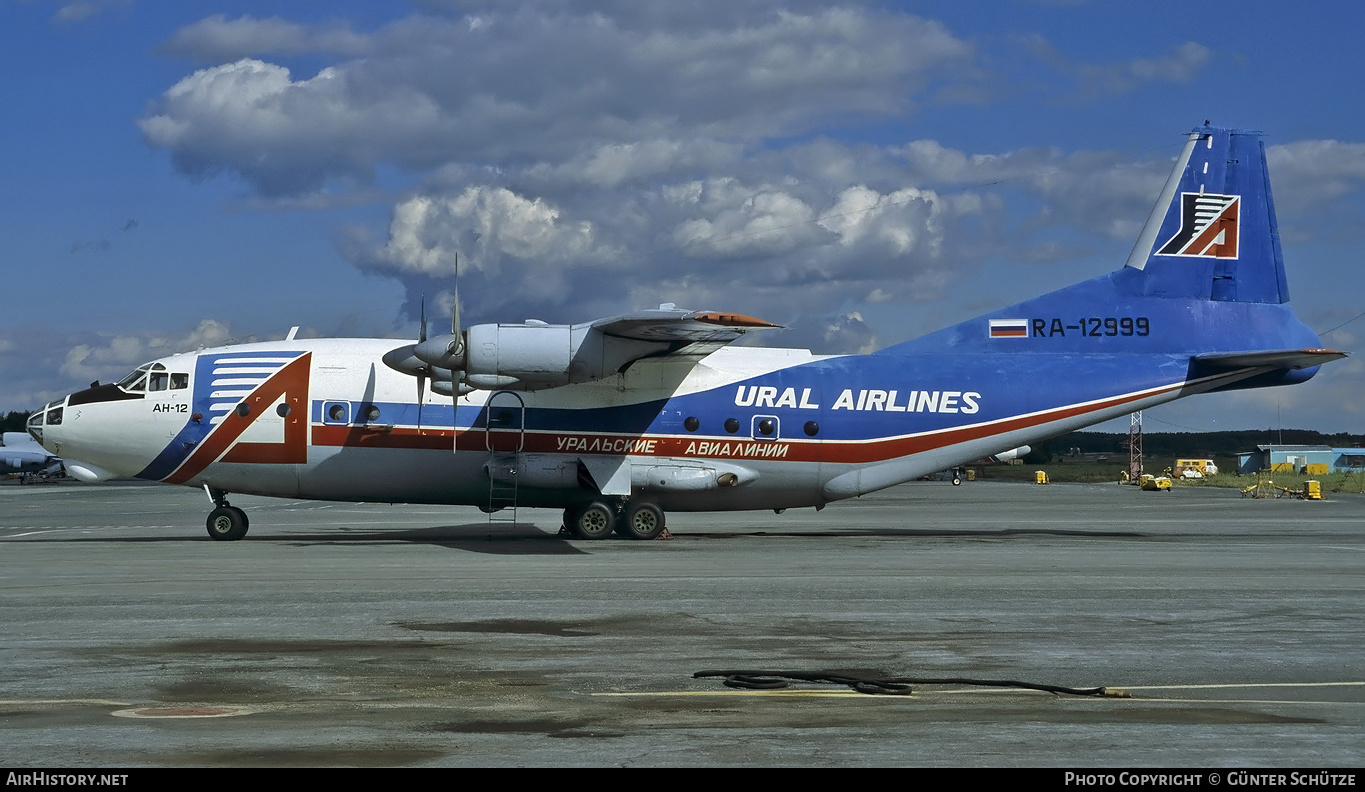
331, 127, 1190, 342
527, 138, 744, 190
669, 180, 823, 259
819, 185, 944, 256
0, 321, 240, 410
160, 14, 373, 61
897, 138, 1171, 241
361, 187, 605, 275
139, 59, 445, 195
142, 6, 974, 195
1267, 140, 1365, 208
59, 319, 235, 383
1025, 37, 1213, 98
346, 186, 624, 318
138, 4, 1335, 358
53, 1, 103, 23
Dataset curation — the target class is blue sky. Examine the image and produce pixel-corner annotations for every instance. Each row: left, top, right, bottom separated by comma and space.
2, 0, 1362, 435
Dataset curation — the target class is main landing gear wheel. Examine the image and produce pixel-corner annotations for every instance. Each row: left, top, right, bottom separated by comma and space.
206, 506, 249, 541
619, 502, 666, 540
571, 501, 616, 539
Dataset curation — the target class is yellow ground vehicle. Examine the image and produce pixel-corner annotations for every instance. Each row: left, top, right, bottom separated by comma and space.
1174, 459, 1218, 477
1140, 474, 1172, 491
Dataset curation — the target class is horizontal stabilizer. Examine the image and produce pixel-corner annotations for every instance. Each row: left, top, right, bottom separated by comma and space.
1193, 348, 1347, 370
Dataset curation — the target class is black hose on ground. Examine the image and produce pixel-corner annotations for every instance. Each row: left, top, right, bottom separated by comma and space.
693, 670, 1123, 697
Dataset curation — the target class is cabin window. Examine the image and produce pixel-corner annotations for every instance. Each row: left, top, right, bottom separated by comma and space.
276, 404, 291, 418
804, 421, 819, 436
323, 401, 350, 425
724, 418, 739, 434
751, 415, 779, 440
170, 373, 188, 389
365, 405, 381, 422
236, 403, 251, 417
684, 416, 699, 432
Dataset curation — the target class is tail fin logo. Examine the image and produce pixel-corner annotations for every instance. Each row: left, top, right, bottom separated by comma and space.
1156, 193, 1240, 258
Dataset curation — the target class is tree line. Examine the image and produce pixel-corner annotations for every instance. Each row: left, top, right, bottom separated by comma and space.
1024, 429, 1365, 464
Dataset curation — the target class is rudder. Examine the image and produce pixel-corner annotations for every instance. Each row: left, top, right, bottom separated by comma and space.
1125, 125, 1289, 304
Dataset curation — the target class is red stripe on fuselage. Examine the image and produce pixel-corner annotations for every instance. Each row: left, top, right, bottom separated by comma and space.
309, 377, 1190, 465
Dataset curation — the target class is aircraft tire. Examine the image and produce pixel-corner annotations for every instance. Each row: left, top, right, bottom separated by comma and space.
619, 502, 665, 540
572, 501, 615, 540
952, 475, 961, 486
206, 506, 249, 541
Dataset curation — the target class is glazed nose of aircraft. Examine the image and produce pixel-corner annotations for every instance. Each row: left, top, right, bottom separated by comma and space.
26, 397, 65, 448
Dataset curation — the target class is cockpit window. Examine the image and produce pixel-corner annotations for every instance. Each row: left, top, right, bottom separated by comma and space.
117, 366, 149, 392
117, 363, 184, 393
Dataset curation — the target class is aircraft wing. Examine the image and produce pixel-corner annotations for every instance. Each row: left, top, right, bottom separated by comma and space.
1193, 348, 1348, 370
591, 307, 782, 343
386, 304, 782, 392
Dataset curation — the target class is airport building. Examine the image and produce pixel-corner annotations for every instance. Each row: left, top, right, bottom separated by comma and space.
1236, 445, 1365, 475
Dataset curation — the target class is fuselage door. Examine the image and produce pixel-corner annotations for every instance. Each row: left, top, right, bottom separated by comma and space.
145, 362, 191, 439
485, 391, 526, 453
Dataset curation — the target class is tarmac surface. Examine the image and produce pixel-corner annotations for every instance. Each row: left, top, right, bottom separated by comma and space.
1, 476, 1362, 768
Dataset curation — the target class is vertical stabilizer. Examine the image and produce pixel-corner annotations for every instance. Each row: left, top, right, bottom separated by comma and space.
1124, 126, 1289, 304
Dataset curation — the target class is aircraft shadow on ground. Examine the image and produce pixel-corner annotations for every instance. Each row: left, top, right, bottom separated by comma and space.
291, 523, 589, 554
38, 523, 589, 555
680, 527, 1148, 539
18, 525, 1149, 553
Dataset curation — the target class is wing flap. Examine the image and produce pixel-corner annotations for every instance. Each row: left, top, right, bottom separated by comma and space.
592, 306, 780, 343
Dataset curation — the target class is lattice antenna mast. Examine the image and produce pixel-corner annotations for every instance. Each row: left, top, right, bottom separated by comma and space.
1128, 411, 1144, 482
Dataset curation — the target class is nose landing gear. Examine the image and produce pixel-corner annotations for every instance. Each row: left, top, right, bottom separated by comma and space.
204, 487, 249, 541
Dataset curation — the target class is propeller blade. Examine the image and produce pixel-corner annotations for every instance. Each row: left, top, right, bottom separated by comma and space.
419, 293, 430, 432
450, 252, 465, 359
451, 254, 462, 455
416, 372, 426, 433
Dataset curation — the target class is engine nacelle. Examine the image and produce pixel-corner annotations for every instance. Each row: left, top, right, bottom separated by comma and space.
987, 445, 1031, 463
464, 323, 668, 390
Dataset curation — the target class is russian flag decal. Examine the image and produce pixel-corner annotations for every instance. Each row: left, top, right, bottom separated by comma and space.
989, 318, 1028, 338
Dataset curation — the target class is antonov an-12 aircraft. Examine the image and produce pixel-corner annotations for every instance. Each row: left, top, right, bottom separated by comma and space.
29, 125, 1346, 541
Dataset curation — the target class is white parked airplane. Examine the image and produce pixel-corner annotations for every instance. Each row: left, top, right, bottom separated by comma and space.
1, 432, 63, 482
29, 125, 1345, 540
